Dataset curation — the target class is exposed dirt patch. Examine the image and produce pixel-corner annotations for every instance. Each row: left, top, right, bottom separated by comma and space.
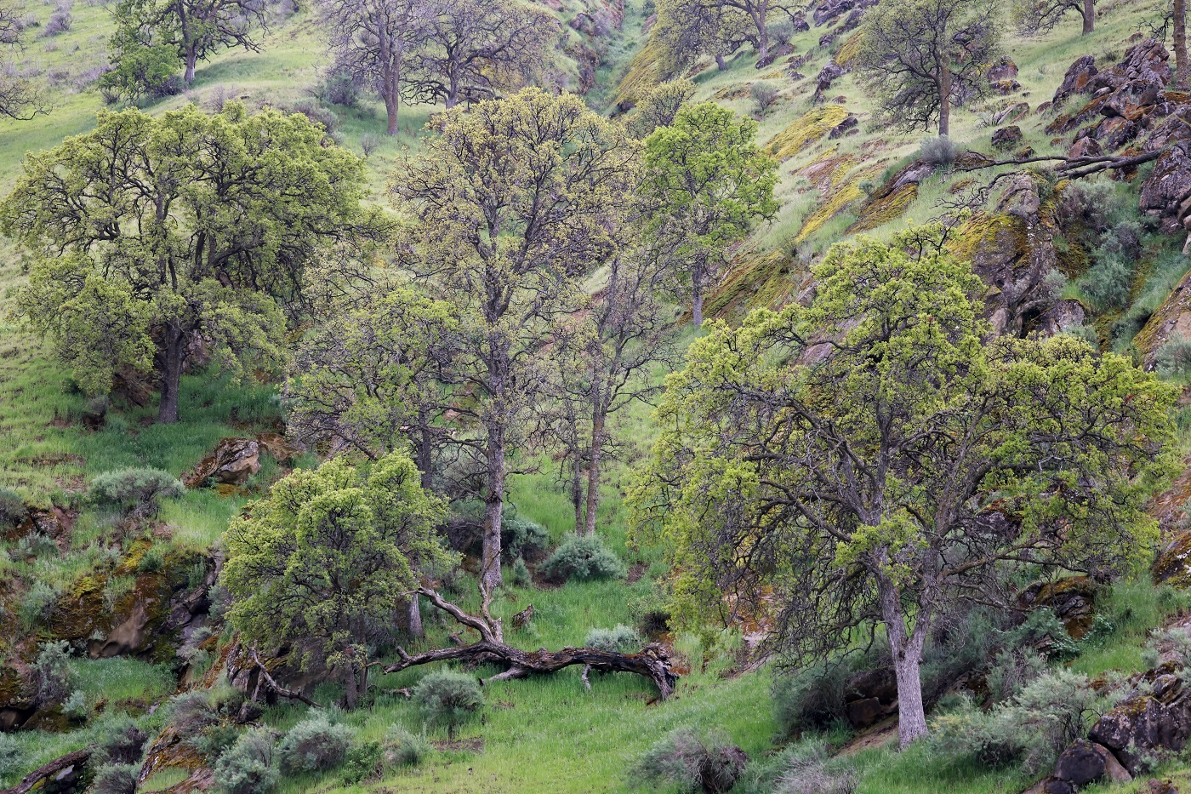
838, 716, 899, 755
626, 563, 646, 585
433, 737, 485, 753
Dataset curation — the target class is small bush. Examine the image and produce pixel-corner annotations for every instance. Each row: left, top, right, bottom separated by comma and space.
277, 712, 352, 774
41, 4, 72, 36
540, 535, 625, 583
359, 133, 381, 158
34, 640, 74, 705
62, 688, 89, 720
213, 728, 278, 794
751, 81, 780, 114
20, 580, 60, 628
385, 725, 431, 767
341, 740, 384, 784
89, 762, 138, 794
94, 716, 148, 765
17, 531, 57, 559
769, 19, 796, 46
88, 468, 183, 515
1157, 335, 1191, 379
772, 661, 854, 736
772, 740, 857, 794
503, 515, 549, 561
137, 546, 166, 573
97, 44, 181, 104
984, 648, 1047, 703
630, 727, 748, 794
318, 70, 359, 107
413, 670, 483, 740
167, 691, 219, 739
585, 624, 643, 653
0, 733, 21, 777
0, 487, 26, 527
511, 556, 531, 587
1077, 254, 1132, 310
918, 135, 959, 167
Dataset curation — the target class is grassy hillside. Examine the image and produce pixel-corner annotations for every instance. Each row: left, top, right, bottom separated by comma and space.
2, 0, 1191, 792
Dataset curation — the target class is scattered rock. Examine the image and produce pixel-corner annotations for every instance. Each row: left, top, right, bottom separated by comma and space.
811, 0, 875, 27
843, 667, 898, 727
992, 78, 1022, 95
995, 102, 1030, 125
828, 115, 858, 138
1017, 576, 1096, 639
987, 56, 1019, 83
1153, 528, 1191, 587
1053, 55, 1098, 104
991, 125, 1023, 150
812, 61, 847, 103
1089, 673, 1191, 774
1054, 740, 1106, 786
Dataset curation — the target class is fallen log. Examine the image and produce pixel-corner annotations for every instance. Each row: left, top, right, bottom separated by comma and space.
8, 748, 91, 794
384, 587, 678, 699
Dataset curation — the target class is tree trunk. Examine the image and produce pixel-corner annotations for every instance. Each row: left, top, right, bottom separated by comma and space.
571, 455, 584, 534
405, 595, 423, 638
157, 326, 185, 424
692, 289, 705, 327
938, 68, 952, 138
583, 410, 605, 537
343, 662, 359, 709
184, 48, 197, 84
755, 13, 769, 64
384, 83, 401, 135
482, 427, 506, 594
1177, 0, 1188, 88
715, 52, 727, 71
877, 577, 929, 748
12, 749, 92, 794
1081, 0, 1094, 34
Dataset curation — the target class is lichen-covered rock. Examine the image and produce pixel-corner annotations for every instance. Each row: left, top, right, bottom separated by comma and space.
992, 125, 1023, 150
767, 105, 851, 159
1052, 740, 1131, 787
1017, 576, 1097, 639
812, 61, 848, 103
1153, 528, 1191, 588
1089, 674, 1191, 774
1141, 142, 1191, 233
185, 438, 261, 488
1135, 267, 1191, 367
1053, 55, 1098, 104
995, 102, 1030, 125
987, 57, 1018, 83
811, 0, 875, 26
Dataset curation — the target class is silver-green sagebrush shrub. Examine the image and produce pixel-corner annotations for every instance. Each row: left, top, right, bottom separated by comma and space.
413, 670, 483, 740
630, 727, 748, 794
213, 728, 278, 794
277, 712, 352, 774
385, 725, 431, 767
540, 535, 625, 583
88, 468, 183, 515
584, 624, 644, 653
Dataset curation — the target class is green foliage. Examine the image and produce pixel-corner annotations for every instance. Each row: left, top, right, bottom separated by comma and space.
34, 640, 74, 705
221, 452, 451, 707
413, 670, 483, 740
503, 516, 549, 562
0, 102, 384, 420
642, 102, 778, 321
385, 725, 432, 768
341, 740, 384, 784
89, 763, 139, 794
0, 487, 26, 527
625, 78, 696, 138
768, 739, 858, 794
630, 726, 747, 794
772, 662, 855, 736
20, 578, 60, 629
632, 224, 1178, 745
0, 734, 21, 778
750, 81, 779, 114
1157, 335, 1191, 379
213, 727, 278, 795
97, 44, 181, 104
541, 535, 626, 583
88, 467, 183, 514
918, 135, 959, 166
277, 713, 352, 774
584, 624, 644, 652
511, 557, 532, 587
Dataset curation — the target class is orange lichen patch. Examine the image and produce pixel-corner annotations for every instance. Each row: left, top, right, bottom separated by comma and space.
767, 105, 850, 160
847, 183, 917, 234
836, 30, 863, 67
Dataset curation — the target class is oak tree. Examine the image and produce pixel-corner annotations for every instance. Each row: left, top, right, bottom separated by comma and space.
392, 87, 637, 598
640, 102, 777, 326
1, 104, 384, 423
1014, 0, 1096, 35
855, 0, 1001, 136
651, 0, 750, 75
221, 452, 452, 709
631, 228, 1176, 748
0, 2, 47, 119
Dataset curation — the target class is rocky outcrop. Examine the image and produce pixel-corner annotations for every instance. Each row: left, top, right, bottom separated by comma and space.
1134, 267, 1191, 368
1089, 673, 1191, 774
992, 125, 1023, 150
1046, 739, 1132, 790
812, 61, 847, 104
811, 0, 875, 27
1153, 528, 1191, 588
1017, 576, 1097, 640
1053, 55, 1098, 105
184, 433, 302, 489
844, 667, 898, 727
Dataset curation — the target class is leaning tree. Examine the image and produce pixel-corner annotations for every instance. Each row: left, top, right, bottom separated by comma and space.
0, 103, 387, 423
631, 227, 1176, 748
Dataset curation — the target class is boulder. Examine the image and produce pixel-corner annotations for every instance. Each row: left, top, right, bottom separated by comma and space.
1089, 674, 1191, 774
1017, 576, 1097, 639
1053, 55, 1098, 104
829, 115, 858, 138
1067, 135, 1102, 158
1032, 298, 1086, 337
1141, 142, 1191, 232
1153, 528, 1191, 588
992, 125, 1023, 150
1102, 79, 1163, 120
812, 61, 847, 103
811, 0, 875, 27
843, 667, 898, 727
1054, 740, 1106, 786
185, 438, 261, 488
995, 102, 1030, 125
987, 57, 1019, 83
992, 79, 1022, 95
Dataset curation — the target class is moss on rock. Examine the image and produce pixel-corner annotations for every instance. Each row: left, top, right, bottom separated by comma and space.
767, 105, 851, 161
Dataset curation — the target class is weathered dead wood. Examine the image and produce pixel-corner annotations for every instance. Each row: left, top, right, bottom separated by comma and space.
958, 148, 1162, 178
249, 647, 322, 708
8, 748, 91, 794
385, 587, 678, 699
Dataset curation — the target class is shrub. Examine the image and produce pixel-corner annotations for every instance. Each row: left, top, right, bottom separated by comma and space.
511, 557, 531, 587
0, 487, 26, 527
318, 70, 359, 107
769, 19, 796, 46
984, 648, 1047, 703
584, 624, 644, 653
167, 691, 219, 739
772, 661, 854, 736
213, 728, 278, 794
136, 546, 166, 574
97, 44, 182, 104
88, 468, 183, 515
34, 640, 74, 705
20, 580, 60, 629
1157, 335, 1191, 379
341, 740, 384, 784
540, 535, 625, 583
630, 727, 748, 794
41, 3, 72, 36
94, 716, 148, 765
772, 739, 857, 794
1077, 254, 1132, 310
62, 688, 89, 720
89, 763, 138, 794
277, 712, 352, 774
0, 733, 21, 777
918, 135, 959, 167
17, 531, 57, 559
751, 81, 780, 114
385, 725, 431, 767
359, 133, 381, 158
503, 515, 549, 561
413, 670, 483, 740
